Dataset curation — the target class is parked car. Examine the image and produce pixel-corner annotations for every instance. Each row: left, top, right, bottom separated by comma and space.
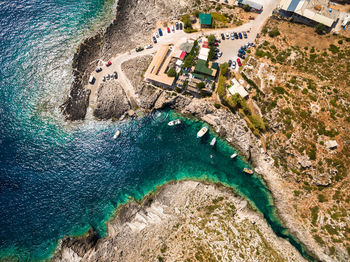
237, 58, 242, 66
243, 32, 248, 38
152, 36, 157, 43
179, 22, 183, 30
96, 67, 102, 73
102, 76, 106, 82
234, 32, 238, 39
218, 51, 223, 57
226, 32, 229, 39
228, 59, 232, 66
158, 28, 163, 36
221, 33, 225, 40
214, 42, 219, 46
89, 76, 95, 84
238, 32, 243, 39
113, 71, 118, 79
176, 22, 179, 30
155, 31, 159, 38
231, 33, 234, 40
145, 44, 153, 49
171, 25, 175, 32
232, 61, 236, 69
248, 41, 255, 47
167, 27, 170, 33
106, 74, 110, 80
106, 61, 112, 67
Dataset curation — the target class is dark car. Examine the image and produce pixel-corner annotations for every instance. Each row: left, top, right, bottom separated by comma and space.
234, 32, 238, 39
243, 32, 248, 38
179, 22, 183, 30
238, 32, 243, 39
228, 60, 232, 67
221, 33, 225, 40
96, 67, 102, 73
158, 28, 163, 36
152, 36, 157, 43
113, 71, 118, 79
176, 22, 179, 30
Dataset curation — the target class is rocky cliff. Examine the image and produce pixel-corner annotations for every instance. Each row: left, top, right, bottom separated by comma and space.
61, 0, 196, 120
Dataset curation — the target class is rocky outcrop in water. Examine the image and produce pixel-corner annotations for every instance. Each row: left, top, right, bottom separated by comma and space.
93, 81, 130, 120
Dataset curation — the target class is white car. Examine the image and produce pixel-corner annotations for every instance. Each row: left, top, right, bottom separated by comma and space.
155, 31, 159, 38
231, 61, 237, 69
218, 51, 223, 57
145, 44, 153, 49
171, 25, 175, 32
226, 32, 229, 39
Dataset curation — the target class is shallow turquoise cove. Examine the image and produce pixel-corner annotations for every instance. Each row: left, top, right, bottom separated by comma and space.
0, 0, 314, 261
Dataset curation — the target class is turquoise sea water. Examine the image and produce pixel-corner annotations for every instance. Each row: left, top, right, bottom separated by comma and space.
0, 0, 314, 261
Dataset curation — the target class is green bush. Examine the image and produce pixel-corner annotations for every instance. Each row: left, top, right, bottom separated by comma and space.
315, 23, 327, 35
328, 44, 339, 54
219, 62, 228, 76
167, 67, 176, 77
217, 75, 227, 98
272, 86, 285, 95
318, 194, 327, 202
196, 82, 205, 89
268, 28, 280, 38
214, 103, 221, 109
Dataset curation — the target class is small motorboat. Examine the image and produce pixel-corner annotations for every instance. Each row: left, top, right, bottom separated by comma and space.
197, 126, 208, 138
243, 168, 254, 175
113, 130, 120, 139
168, 119, 181, 126
230, 153, 237, 159
210, 137, 216, 146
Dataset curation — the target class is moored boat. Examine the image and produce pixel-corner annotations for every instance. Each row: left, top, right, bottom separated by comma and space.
230, 153, 237, 159
197, 126, 208, 138
113, 130, 120, 139
168, 119, 181, 126
210, 137, 216, 146
243, 168, 254, 175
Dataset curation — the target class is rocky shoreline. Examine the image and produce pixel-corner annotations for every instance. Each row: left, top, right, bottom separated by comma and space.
52, 180, 306, 262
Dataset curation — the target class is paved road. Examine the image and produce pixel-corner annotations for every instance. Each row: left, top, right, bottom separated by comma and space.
85, 0, 278, 109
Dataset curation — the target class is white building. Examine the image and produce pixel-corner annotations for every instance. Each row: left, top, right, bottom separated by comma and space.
228, 78, 249, 98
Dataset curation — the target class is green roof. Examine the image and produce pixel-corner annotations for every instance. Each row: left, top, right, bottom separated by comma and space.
192, 73, 205, 80
199, 13, 212, 25
211, 62, 219, 69
194, 59, 213, 76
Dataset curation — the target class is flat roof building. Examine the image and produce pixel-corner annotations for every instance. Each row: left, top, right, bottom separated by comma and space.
279, 0, 339, 27
144, 45, 175, 88
228, 78, 249, 98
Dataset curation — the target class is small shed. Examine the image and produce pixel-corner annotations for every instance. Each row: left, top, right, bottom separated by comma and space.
199, 13, 212, 28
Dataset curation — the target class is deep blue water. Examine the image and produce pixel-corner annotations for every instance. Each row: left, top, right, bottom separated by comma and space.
0, 0, 314, 261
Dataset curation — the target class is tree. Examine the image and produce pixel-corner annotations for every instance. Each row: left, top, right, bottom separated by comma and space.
243, 4, 251, 12
183, 54, 194, 68
217, 75, 227, 98
208, 34, 216, 46
315, 23, 327, 35
196, 82, 205, 89
181, 14, 192, 29
167, 67, 176, 77
219, 62, 228, 76
208, 46, 215, 61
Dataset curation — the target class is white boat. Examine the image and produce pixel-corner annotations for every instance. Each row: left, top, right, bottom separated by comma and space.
197, 126, 208, 138
210, 137, 216, 146
168, 119, 181, 126
230, 153, 237, 159
113, 130, 120, 139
